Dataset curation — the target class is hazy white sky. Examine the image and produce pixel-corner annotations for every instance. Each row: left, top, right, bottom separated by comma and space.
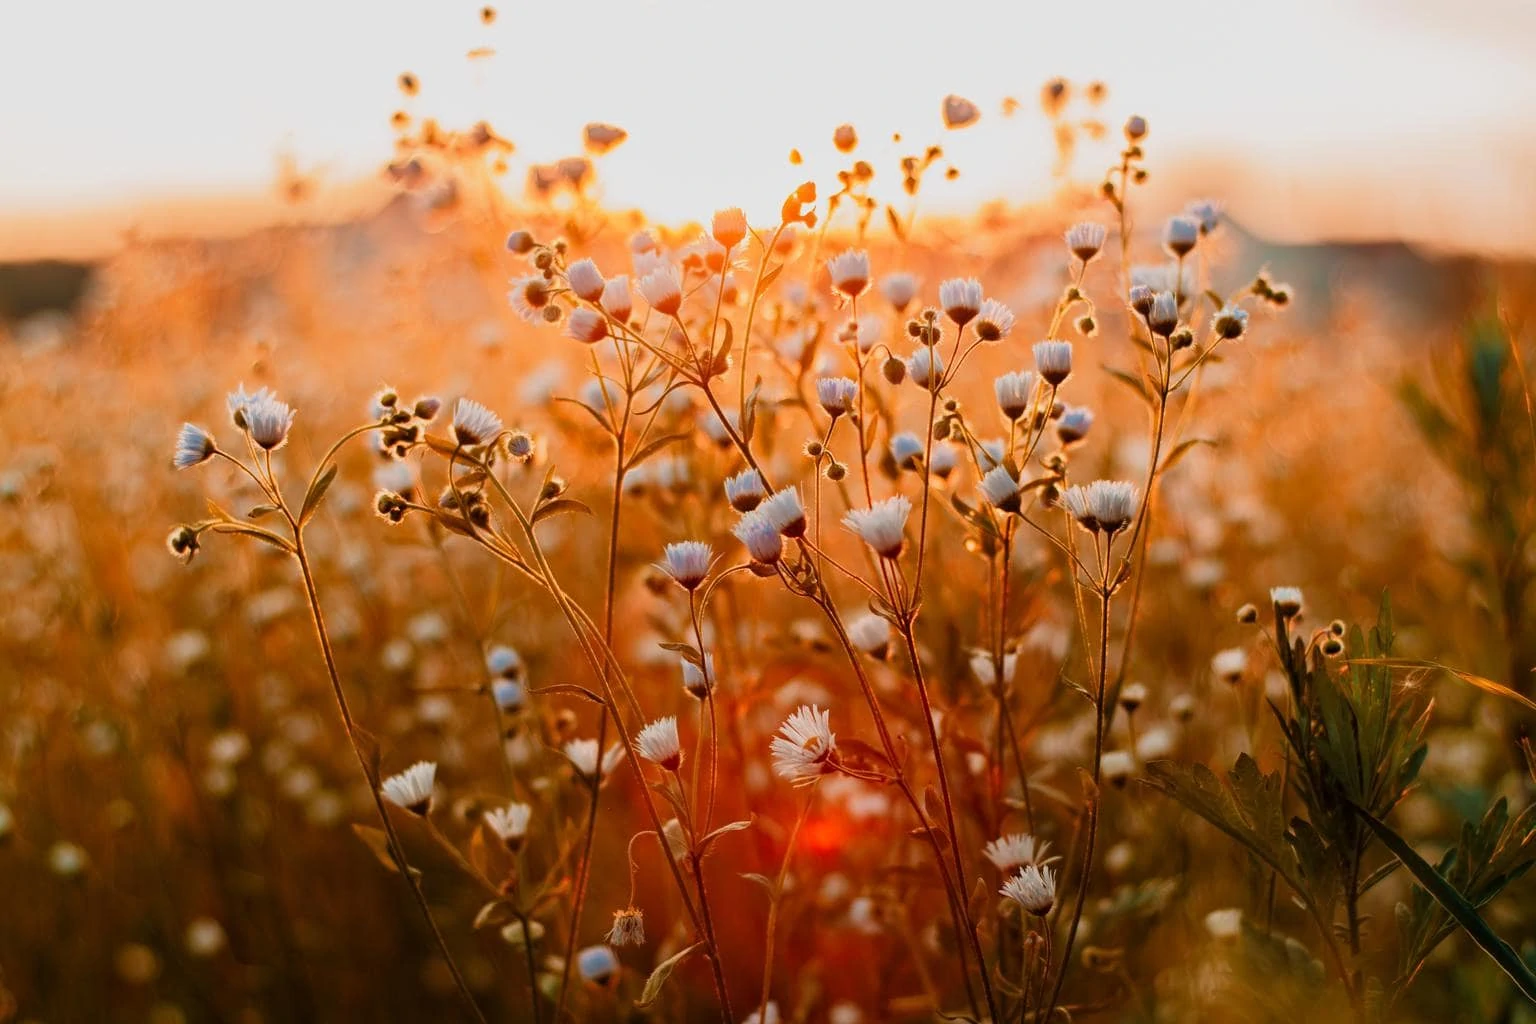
2, 0, 1534, 239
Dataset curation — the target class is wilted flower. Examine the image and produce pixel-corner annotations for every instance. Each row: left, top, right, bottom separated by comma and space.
565, 258, 605, 302
173, 424, 216, 469
843, 495, 912, 559
1065, 222, 1108, 263
381, 761, 437, 815
1000, 864, 1056, 915
637, 264, 683, 316
483, 802, 532, 851
660, 541, 713, 590
1062, 480, 1138, 535
606, 907, 646, 947
771, 705, 837, 785
453, 398, 503, 446
826, 250, 871, 299
974, 298, 1015, 342
724, 468, 766, 512
817, 376, 859, 418
880, 272, 918, 312
939, 278, 983, 326
636, 717, 683, 771
1032, 341, 1073, 386
984, 833, 1053, 872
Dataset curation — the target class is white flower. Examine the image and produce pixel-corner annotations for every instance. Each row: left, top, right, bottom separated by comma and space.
1119, 681, 1149, 712
579, 378, 623, 421
889, 431, 924, 471
637, 264, 683, 316
565, 258, 605, 302
576, 944, 619, 984
173, 423, 216, 469
846, 612, 892, 657
974, 298, 1015, 342
1032, 341, 1073, 386
1147, 290, 1179, 336
843, 495, 911, 559
1000, 864, 1056, 915
1065, 222, 1108, 262
712, 207, 748, 249
508, 275, 553, 323
1163, 215, 1200, 257
817, 376, 859, 418
979, 466, 1021, 512
606, 906, 646, 947
853, 314, 882, 354
226, 384, 270, 428
636, 716, 683, 771
733, 509, 783, 564
600, 275, 633, 322
48, 841, 87, 877
564, 739, 623, 782
381, 761, 437, 815
1056, 406, 1094, 444
724, 468, 766, 512
743, 1003, 782, 1024
1101, 749, 1135, 786
977, 438, 1007, 472
240, 391, 295, 451
907, 346, 944, 390
565, 307, 608, 344
1204, 907, 1242, 942
1270, 586, 1304, 617
880, 272, 918, 312
994, 370, 1036, 421
1136, 725, 1176, 761
486, 644, 524, 678
771, 705, 837, 785
492, 680, 525, 710
930, 443, 959, 479
826, 249, 871, 299
484, 802, 532, 850
970, 650, 1018, 687
983, 832, 1053, 872
939, 277, 983, 326
1185, 199, 1222, 234
1062, 480, 1138, 535
699, 406, 739, 447
1212, 647, 1248, 682
660, 541, 713, 590
453, 398, 503, 446
758, 487, 807, 537
682, 653, 716, 698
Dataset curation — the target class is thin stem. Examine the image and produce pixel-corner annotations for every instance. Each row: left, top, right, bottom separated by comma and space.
760, 786, 817, 1014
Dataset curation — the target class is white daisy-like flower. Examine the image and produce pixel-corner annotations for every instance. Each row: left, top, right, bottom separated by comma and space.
483, 802, 532, 850
381, 761, 437, 815
1212, 647, 1249, 682
606, 906, 646, 947
1163, 215, 1200, 257
1061, 480, 1138, 535
880, 272, 918, 312
843, 495, 912, 559
817, 376, 859, 418
977, 438, 1007, 472
1185, 198, 1223, 235
984, 832, 1053, 872
452, 398, 503, 446
724, 468, 766, 512
492, 680, 525, 711
576, 944, 619, 984
1205, 907, 1242, 942
508, 275, 553, 323
846, 612, 892, 657
1032, 341, 1073, 386
889, 431, 924, 471
660, 541, 713, 590
758, 487, 807, 538
241, 391, 295, 451
600, 275, 633, 322
637, 264, 683, 316
564, 739, 623, 782
907, 346, 944, 390
1000, 864, 1056, 916
565, 307, 608, 344
712, 207, 748, 249
1213, 305, 1249, 340
486, 644, 523, 679
938, 277, 983, 326
733, 509, 784, 565
929, 443, 959, 479
1056, 406, 1094, 444
226, 384, 271, 428
1270, 586, 1304, 617
173, 423, 216, 469
969, 650, 1018, 687
993, 370, 1036, 421
1147, 290, 1179, 336
1064, 222, 1108, 263
974, 298, 1015, 342
682, 653, 715, 698
565, 258, 606, 302
771, 705, 837, 786
1101, 749, 1135, 786
636, 716, 683, 771
826, 249, 871, 299
979, 466, 1021, 512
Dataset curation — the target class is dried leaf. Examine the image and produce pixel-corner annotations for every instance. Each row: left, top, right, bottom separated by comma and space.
635, 941, 703, 1009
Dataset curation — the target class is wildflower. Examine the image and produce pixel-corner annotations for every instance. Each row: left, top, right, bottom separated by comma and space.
817, 376, 859, 418
979, 466, 1021, 513
974, 298, 1015, 342
1204, 908, 1242, 942
1170, 693, 1195, 721
599, 275, 633, 323
1163, 215, 1200, 257
577, 944, 619, 985
733, 509, 783, 564
565, 258, 605, 302
484, 803, 532, 851
744, 1003, 782, 1024
930, 443, 959, 479
508, 275, 553, 322
606, 906, 646, 947
413, 396, 442, 421
1119, 682, 1149, 713
994, 370, 1036, 420
1185, 198, 1222, 234
1000, 864, 1056, 916
1056, 406, 1094, 445
173, 424, 216, 469
977, 438, 1007, 472
381, 761, 436, 815
844, 496, 911, 559
564, 739, 623, 782
853, 314, 882, 354
984, 833, 1053, 872
1213, 305, 1249, 340
505, 229, 535, 254
846, 612, 892, 658
487, 644, 523, 679
939, 277, 983, 326
907, 346, 944, 390
970, 650, 1018, 687
1146, 291, 1179, 337
1101, 749, 1135, 786
234, 391, 294, 451
724, 468, 766, 512
880, 272, 918, 313
166, 525, 200, 563
1033, 341, 1073, 386
889, 431, 924, 471
1270, 586, 1304, 618
826, 249, 871, 299
636, 716, 683, 771
1212, 647, 1248, 683
637, 264, 683, 316
656, 541, 711, 591
712, 207, 748, 249
1128, 284, 1155, 316
1065, 222, 1108, 263
771, 705, 837, 785
759, 487, 807, 537
1062, 480, 1137, 536
682, 653, 715, 698
492, 680, 525, 711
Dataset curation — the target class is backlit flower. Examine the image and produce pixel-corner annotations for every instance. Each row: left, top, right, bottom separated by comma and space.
733, 509, 783, 564
984, 832, 1053, 872
939, 277, 983, 326
1000, 864, 1056, 915
636, 716, 683, 771
974, 298, 1015, 342
880, 272, 918, 313
453, 398, 503, 446
994, 370, 1036, 420
1062, 480, 1138, 535
565, 307, 608, 344
1163, 215, 1200, 257
712, 207, 748, 249
606, 907, 646, 947
173, 423, 216, 469
759, 487, 807, 537
600, 275, 633, 322
381, 761, 436, 815
1032, 341, 1073, 386
771, 705, 837, 785
564, 739, 623, 782
724, 468, 766, 512
484, 802, 532, 851
907, 346, 944, 390
826, 250, 871, 299
817, 376, 859, 418
843, 495, 911, 559
565, 258, 605, 302
660, 541, 713, 590
979, 466, 1021, 513
1065, 222, 1108, 263
637, 264, 683, 316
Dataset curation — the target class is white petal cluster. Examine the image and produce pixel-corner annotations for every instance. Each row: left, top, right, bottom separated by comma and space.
771, 705, 837, 785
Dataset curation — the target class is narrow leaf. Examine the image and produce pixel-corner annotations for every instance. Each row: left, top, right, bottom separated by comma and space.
300, 464, 339, 524
635, 941, 703, 1009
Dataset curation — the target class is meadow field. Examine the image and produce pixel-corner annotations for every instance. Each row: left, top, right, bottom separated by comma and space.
1, 55, 1535, 1024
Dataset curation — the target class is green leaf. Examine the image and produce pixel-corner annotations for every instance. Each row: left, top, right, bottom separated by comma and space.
635, 941, 703, 1009
300, 464, 338, 524
1352, 801, 1536, 1003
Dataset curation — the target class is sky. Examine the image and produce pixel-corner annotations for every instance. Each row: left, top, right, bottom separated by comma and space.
3, 0, 1535, 254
